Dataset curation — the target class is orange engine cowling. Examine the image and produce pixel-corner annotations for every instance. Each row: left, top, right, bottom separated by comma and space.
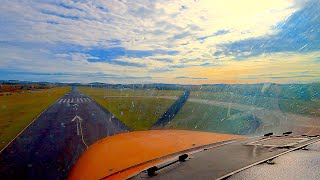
68, 130, 241, 180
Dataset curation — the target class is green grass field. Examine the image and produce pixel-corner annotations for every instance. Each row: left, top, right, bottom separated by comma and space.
79, 87, 183, 97
190, 91, 320, 117
0, 87, 70, 150
78, 87, 180, 130
166, 102, 260, 135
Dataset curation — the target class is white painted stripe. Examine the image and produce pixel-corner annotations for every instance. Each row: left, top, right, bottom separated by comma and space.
58, 99, 63, 103
86, 98, 91, 101
71, 98, 74, 103
63, 99, 67, 103
79, 98, 83, 103
82, 98, 87, 102
76, 98, 80, 103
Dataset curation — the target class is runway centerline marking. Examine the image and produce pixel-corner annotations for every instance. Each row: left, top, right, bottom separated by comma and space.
71, 115, 88, 149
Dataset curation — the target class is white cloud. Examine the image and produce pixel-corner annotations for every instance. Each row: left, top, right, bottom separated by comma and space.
0, 0, 300, 47
1, 0, 317, 83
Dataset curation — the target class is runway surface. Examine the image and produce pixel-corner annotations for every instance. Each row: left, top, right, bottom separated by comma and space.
0, 87, 130, 180
151, 91, 190, 129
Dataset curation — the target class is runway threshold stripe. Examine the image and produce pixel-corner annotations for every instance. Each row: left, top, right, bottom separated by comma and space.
58, 97, 93, 103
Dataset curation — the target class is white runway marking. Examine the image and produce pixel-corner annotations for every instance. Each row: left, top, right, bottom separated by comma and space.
58, 97, 93, 104
71, 115, 88, 149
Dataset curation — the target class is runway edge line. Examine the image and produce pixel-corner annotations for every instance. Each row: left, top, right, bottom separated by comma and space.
0, 90, 71, 153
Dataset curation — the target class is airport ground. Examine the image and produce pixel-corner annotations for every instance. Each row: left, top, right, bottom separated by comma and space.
0, 85, 319, 179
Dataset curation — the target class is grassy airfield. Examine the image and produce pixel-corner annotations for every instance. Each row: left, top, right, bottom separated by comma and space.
190, 91, 320, 117
78, 87, 182, 130
79, 87, 183, 97
166, 102, 260, 135
1, 83, 318, 149
80, 84, 320, 135
0, 86, 70, 149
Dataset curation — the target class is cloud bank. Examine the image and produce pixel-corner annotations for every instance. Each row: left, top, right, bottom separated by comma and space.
0, 0, 319, 84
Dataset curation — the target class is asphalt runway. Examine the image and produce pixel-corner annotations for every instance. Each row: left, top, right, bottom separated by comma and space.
0, 87, 130, 180
151, 91, 190, 129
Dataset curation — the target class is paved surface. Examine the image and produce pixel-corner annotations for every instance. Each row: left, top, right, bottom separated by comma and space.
0, 87, 130, 180
151, 91, 190, 129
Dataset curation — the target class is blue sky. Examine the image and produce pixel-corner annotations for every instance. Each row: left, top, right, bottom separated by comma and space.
0, 0, 319, 84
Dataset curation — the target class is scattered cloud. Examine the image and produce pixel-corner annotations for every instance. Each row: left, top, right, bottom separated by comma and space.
197, 30, 230, 41
0, 0, 319, 83
176, 76, 208, 80
151, 58, 173, 63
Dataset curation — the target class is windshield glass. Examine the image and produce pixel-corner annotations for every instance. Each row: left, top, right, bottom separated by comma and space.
0, 0, 319, 179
